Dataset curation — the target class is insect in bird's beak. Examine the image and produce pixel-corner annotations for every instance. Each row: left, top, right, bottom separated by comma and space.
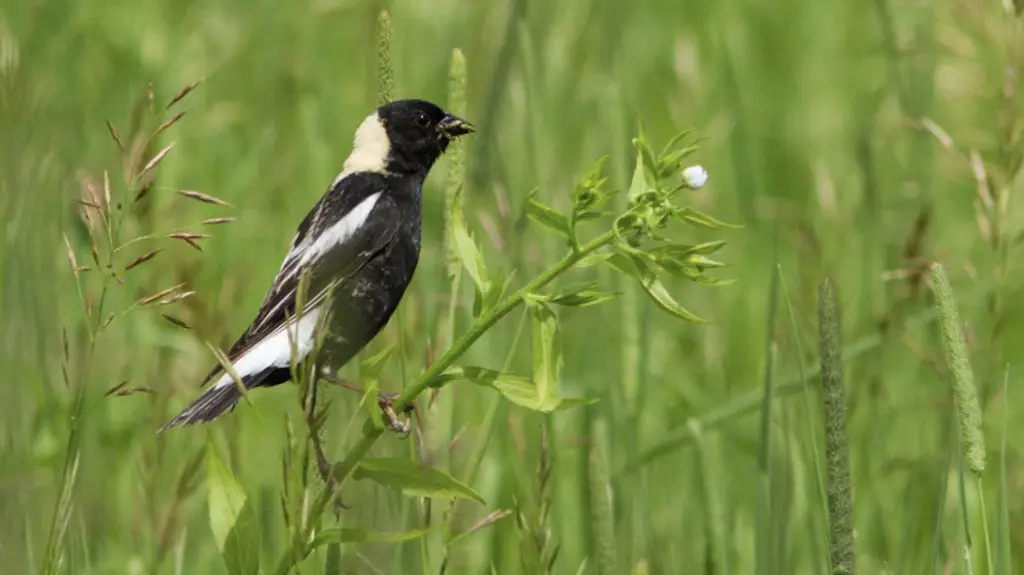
438, 114, 475, 138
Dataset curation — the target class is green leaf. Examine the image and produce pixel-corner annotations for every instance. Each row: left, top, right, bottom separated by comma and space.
687, 254, 727, 269
657, 144, 701, 179
206, 444, 259, 575
525, 191, 571, 238
360, 344, 394, 378
572, 156, 611, 215
207, 444, 246, 552
473, 275, 506, 318
658, 128, 697, 160
577, 251, 614, 268
545, 282, 619, 308
448, 183, 492, 294
529, 301, 560, 408
439, 366, 598, 412
310, 525, 439, 548
627, 148, 649, 205
354, 457, 486, 504
362, 377, 383, 429
648, 241, 727, 260
677, 207, 743, 230
605, 250, 707, 323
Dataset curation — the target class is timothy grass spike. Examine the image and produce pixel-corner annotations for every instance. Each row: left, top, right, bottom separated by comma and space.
445, 48, 469, 284
818, 278, 856, 575
929, 262, 986, 475
376, 10, 395, 105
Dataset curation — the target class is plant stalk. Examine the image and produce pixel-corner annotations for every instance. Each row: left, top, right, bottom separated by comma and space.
332, 230, 616, 483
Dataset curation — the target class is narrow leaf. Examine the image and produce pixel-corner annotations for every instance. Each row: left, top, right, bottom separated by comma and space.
530, 302, 560, 408
677, 207, 743, 230
627, 149, 649, 205
360, 344, 394, 379
524, 191, 571, 238
206, 444, 246, 553
448, 183, 491, 294
546, 283, 619, 308
439, 366, 596, 412
353, 457, 485, 504
310, 526, 438, 548
606, 251, 706, 323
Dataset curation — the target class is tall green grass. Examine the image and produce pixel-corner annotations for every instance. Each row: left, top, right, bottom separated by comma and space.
3, 0, 1024, 573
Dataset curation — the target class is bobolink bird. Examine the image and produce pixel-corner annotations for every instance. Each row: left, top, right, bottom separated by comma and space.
160, 99, 473, 432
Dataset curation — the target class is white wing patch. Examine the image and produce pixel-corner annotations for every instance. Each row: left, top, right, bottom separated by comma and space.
297, 192, 381, 268
333, 112, 390, 186
251, 191, 383, 333
212, 306, 323, 389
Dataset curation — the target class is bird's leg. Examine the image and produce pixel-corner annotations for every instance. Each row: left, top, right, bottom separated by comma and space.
322, 368, 413, 437
322, 370, 413, 436
378, 392, 415, 437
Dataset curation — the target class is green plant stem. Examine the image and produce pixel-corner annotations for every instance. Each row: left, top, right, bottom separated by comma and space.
331, 230, 617, 484
273, 231, 619, 573
978, 476, 993, 575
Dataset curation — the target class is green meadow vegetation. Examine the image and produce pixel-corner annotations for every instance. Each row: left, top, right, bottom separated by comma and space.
2, 0, 1023, 573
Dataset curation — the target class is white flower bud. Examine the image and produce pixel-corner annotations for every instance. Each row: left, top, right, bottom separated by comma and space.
682, 165, 708, 189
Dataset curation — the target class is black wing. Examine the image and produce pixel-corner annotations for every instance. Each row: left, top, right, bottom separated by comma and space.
203, 174, 399, 383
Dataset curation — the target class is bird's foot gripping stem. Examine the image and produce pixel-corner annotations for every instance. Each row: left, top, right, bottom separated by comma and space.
378, 392, 415, 436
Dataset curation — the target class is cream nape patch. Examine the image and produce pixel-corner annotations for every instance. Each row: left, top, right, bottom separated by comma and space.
333, 112, 391, 185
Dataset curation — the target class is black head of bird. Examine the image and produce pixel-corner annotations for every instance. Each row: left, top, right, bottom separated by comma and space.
348, 99, 474, 177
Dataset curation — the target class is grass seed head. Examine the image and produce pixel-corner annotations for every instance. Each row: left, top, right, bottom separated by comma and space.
165, 80, 201, 109
177, 189, 232, 207
929, 262, 986, 475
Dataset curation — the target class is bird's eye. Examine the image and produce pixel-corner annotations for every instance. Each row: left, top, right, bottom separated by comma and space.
414, 112, 430, 128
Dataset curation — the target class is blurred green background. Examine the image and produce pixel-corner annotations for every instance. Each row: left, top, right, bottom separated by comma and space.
3, 0, 1023, 573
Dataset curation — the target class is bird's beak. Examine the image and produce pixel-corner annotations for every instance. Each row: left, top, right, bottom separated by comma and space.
438, 114, 475, 138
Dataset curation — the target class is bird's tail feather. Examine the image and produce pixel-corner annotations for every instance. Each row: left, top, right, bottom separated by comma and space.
158, 369, 280, 433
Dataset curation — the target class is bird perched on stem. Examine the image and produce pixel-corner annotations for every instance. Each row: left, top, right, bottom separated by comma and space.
160, 99, 474, 432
